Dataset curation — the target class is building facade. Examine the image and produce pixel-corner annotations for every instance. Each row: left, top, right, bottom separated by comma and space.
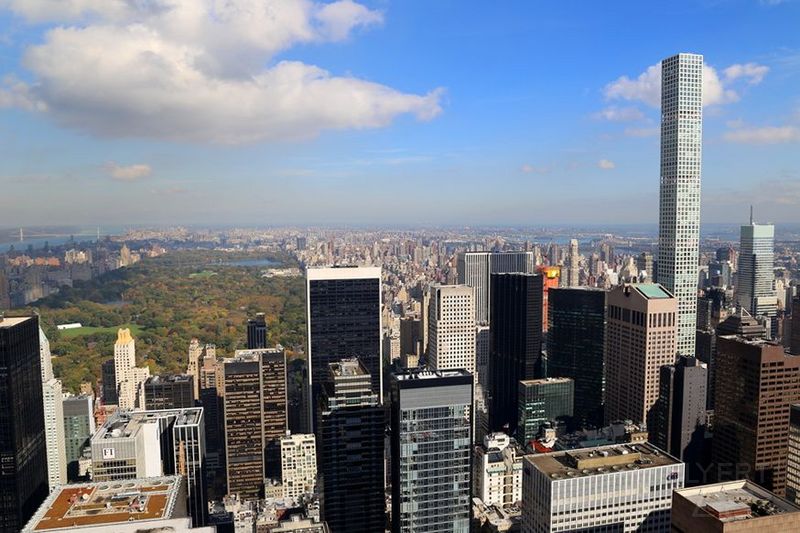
517, 378, 574, 445
475, 433, 523, 509
657, 52, 703, 357
144, 374, 195, 410
280, 432, 317, 500
247, 313, 268, 350
62, 394, 95, 481
605, 283, 677, 428
736, 220, 778, 336
427, 284, 476, 375
114, 328, 150, 410
457, 251, 536, 324
390, 368, 473, 533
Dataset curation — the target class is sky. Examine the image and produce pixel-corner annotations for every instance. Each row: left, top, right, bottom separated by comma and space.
1, 0, 799, 227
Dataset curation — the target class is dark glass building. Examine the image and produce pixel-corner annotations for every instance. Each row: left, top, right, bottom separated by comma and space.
489, 272, 542, 433
62, 394, 95, 481
318, 359, 384, 532
546, 287, 606, 427
390, 369, 473, 533
516, 377, 574, 445
0, 316, 48, 531
306, 266, 382, 428
144, 374, 195, 410
246, 313, 268, 350
101, 358, 118, 405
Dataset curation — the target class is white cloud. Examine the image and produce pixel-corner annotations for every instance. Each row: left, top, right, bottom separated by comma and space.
1, 0, 441, 144
603, 60, 767, 108
724, 125, 800, 144
592, 106, 644, 122
0, 75, 46, 111
105, 162, 153, 181
597, 159, 616, 170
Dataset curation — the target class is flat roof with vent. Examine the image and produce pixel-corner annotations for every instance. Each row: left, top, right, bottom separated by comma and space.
675, 480, 800, 522
527, 442, 681, 479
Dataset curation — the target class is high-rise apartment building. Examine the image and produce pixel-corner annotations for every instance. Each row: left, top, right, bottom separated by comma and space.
114, 328, 150, 410
187, 338, 202, 400
399, 316, 423, 359
537, 265, 561, 333
0, 316, 48, 531
712, 336, 800, 496
390, 368, 473, 533
658, 52, 703, 356
62, 394, 95, 481
223, 348, 287, 500
39, 328, 66, 491
280, 432, 317, 500
306, 266, 382, 428
736, 218, 778, 337
652, 356, 707, 484
90, 408, 207, 526
475, 433, 523, 509
317, 359, 384, 532
144, 374, 195, 410
517, 378, 574, 445
522, 442, 684, 533
605, 283, 677, 427
489, 273, 543, 433
427, 284, 476, 375
247, 313, 268, 350
547, 287, 606, 426
565, 239, 580, 287
787, 404, 800, 504
458, 251, 536, 324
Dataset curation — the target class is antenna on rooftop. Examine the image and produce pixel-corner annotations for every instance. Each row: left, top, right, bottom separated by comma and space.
750, 205, 754, 225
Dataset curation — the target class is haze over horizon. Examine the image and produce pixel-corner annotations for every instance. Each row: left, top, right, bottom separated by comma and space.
2, 1, 799, 226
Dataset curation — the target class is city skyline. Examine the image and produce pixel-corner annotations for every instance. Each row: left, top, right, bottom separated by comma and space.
2, 1, 799, 226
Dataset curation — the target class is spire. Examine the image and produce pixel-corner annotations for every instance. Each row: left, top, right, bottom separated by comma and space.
750, 205, 754, 225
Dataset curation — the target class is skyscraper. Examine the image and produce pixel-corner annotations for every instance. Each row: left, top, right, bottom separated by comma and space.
223, 348, 287, 500
792, 296, 800, 354
736, 216, 778, 337
390, 368, 473, 533
457, 251, 536, 324
489, 273, 543, 433
658, 52, 703, 357
565, 239, 580, 287
317, 359, 384, 532
39, 328, 66, 491
427, 284, 476, 375
537, 265, 561, 333
605, 283, 677, 427
247, 313, 268, 349
101, 358, 118, 405
516, 378, 574, 445
306, 266, 382, 428
62, 394, 95, 481
712, 336, 800, 496
114, 328, 150, 410
144, 374, 195, 410
547, 287, 606, 426
0, 316, 49, 531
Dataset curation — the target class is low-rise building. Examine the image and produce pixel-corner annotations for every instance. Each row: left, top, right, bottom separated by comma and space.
476, 433, 524, 508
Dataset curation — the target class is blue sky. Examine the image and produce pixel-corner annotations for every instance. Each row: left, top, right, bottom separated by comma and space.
1, 0, 799, 227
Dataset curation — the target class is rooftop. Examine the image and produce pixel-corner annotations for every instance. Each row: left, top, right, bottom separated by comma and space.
519, 377, 573, 386
329, 358, 368, 377
94, 408, 202, 441
527, 442, 680, 480
676, 480, 800, 522
22, 476, 184, 531
393, 367, 472, 381
633, 283, 674, 300
0, 315, 34, 328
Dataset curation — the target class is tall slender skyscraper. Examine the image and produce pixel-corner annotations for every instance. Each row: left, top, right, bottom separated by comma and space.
565, 239, 580, 287
489, 273, 543, 433
736, 215, 778, 337
0, 316, 48, 531
39, 328, 66, 491
427, 284, 476, 375
658, 52, 703, 356
306, 266, 382, 428
114, 328, 150, 410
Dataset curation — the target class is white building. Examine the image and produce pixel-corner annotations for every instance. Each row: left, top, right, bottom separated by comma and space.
281, 432, 317, 500
736, 218, 778, 335
114, 328, 150, 410
476, 433, 523, 508
657, 52, 703, 356
565, 239, 580, 288
522, 442, 684, 533
40, 328, 66, 490
427, 284, 476, 375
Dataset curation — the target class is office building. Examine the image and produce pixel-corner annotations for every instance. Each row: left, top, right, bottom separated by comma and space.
522, 442, 684, 533
713, 336, 800, 496
399, 316, 423, 359
280, 432, 317, 500
62, 394, 95, 480
792, 296, 800, 354
736, 218, 778, 337
21, 476, 213, 532
788, 404, 800, 504
565, 239, 580, 287
318, 359, 384, 532
427, 284, 476, 375
652, 356, 708, 484
475, 433, 524, 509
223, 348, 287, 500
517, 378, 574, 444
101, 358, 118, 405
0, 316, 49, 531
144, 374, 195, 410
90, 408, 207, 526
114, 328, 150, 410
547, 287, 606, 426
306, 266, 382, 427
457, 251, 536, 324
476, 323, 491, 388
537, 265, 560, 333
605, 283, 677, 428
390, 368, 473, 533
637, 252, 655, 282
657, 52, 703, 357
247, 313, 268, 349
672, 480, 800, 533
490, 273, 543, 433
